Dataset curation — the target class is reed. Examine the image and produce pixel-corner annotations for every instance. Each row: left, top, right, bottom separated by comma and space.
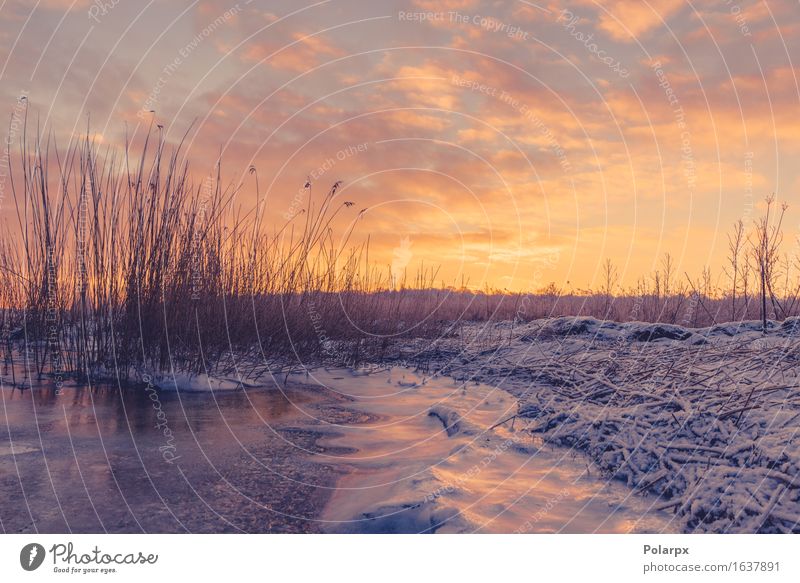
0, 120, 433, 382
3, 118, 800, 386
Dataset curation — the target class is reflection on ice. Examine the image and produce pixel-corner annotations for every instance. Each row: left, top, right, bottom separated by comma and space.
304, 367, 675, 533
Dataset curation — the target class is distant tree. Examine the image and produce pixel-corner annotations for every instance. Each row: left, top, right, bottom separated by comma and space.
600, 258, 618, 319
725, 220, 745, 321
751, 195, 787, 330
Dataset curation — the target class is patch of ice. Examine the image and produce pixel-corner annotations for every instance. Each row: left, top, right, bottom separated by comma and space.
154, 373, 250, 392
0, 443, 39, 456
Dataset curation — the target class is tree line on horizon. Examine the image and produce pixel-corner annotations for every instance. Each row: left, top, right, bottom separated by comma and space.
0, 122, 796, 383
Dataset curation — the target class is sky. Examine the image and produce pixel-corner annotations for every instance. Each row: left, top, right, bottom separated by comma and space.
1, 0, 799, 292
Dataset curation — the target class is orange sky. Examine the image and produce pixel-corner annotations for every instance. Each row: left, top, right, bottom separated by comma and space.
1, 0, 799, 292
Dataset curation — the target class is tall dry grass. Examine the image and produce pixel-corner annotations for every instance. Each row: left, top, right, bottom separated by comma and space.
2, 119, 799, 385
0, 121, 453, 382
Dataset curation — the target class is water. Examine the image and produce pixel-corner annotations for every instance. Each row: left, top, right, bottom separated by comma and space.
0, 379, 334, 533
1, 367, 675, 533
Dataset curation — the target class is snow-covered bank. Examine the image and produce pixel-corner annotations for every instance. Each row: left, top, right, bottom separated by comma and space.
401, 316, 800, 533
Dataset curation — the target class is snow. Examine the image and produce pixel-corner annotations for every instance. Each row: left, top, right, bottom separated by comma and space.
396, 316, 800, 533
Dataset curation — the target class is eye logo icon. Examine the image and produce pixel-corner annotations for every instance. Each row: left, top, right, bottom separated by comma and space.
20, 543, 46, 571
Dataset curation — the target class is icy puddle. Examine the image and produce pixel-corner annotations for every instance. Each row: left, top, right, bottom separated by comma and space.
0, 381, 332, 532
301, 367, 676, 533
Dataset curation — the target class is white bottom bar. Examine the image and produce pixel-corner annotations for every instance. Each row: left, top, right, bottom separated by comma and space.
1, 534, 797, 582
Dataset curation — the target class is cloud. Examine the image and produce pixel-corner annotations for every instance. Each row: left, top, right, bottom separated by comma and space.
412, 0, 478, 9
2, 0, 799, 288
242, 31, 345, 72
40, 0, 91, 9
575, 0, 686, 42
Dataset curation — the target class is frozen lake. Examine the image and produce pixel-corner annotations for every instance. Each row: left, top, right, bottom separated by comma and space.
0, 377, 337, 533
1, 366, 675, 533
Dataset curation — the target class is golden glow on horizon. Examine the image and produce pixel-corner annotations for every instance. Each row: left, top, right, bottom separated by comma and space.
0, 0, 798, 293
